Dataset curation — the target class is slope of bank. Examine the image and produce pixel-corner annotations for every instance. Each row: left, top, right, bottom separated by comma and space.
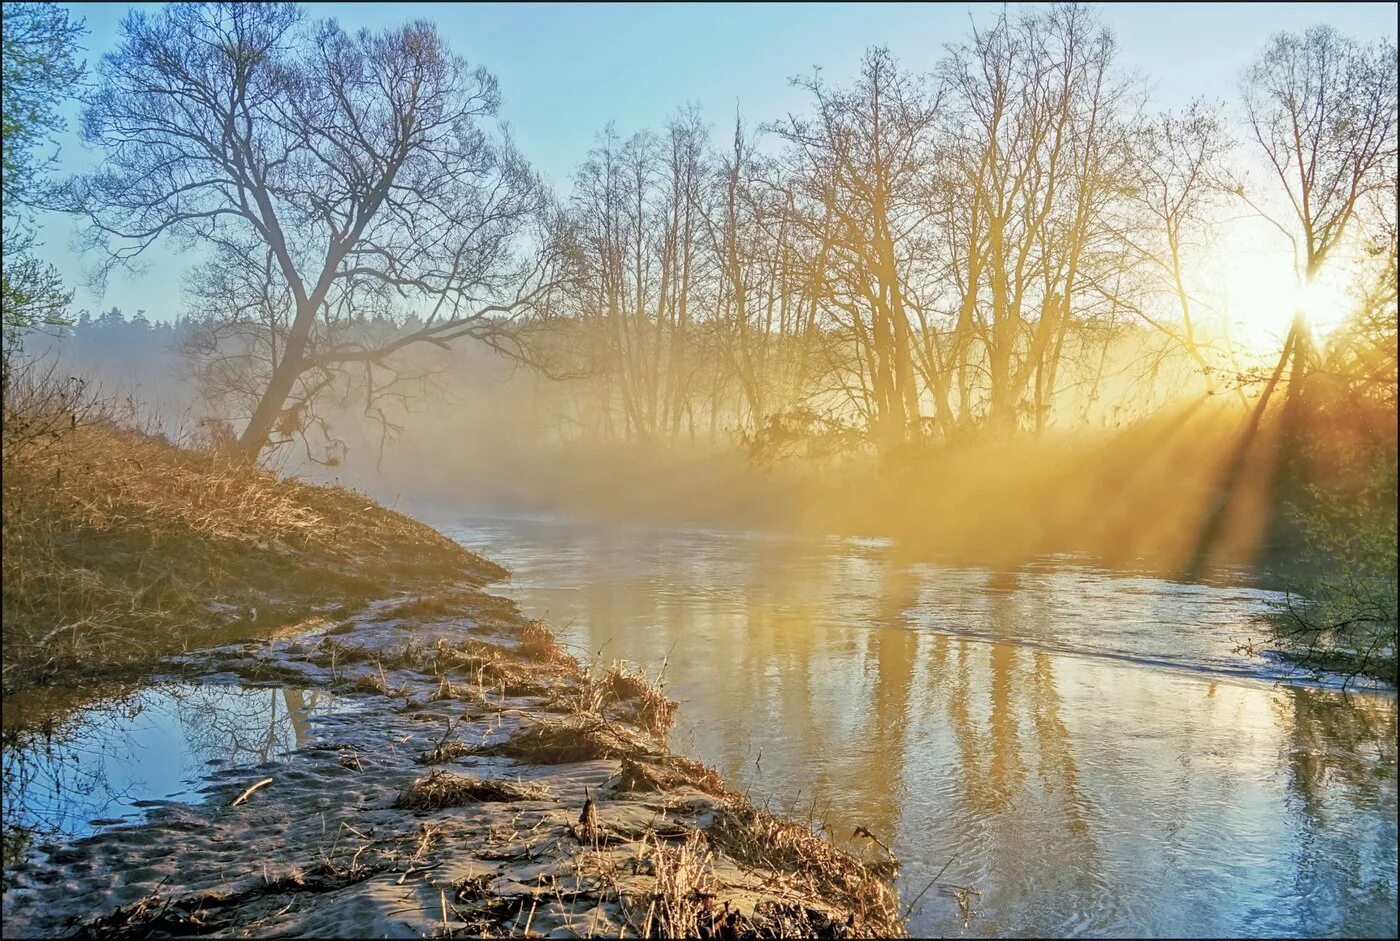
2, 420, 904, 937
2, 414, 504, 696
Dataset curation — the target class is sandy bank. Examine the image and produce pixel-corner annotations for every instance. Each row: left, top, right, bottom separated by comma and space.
2, 581, 904, 938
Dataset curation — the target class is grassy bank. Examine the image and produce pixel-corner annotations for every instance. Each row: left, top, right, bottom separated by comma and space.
1, 381, 505, 696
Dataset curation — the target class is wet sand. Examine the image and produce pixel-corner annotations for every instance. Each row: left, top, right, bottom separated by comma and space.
2, 584, 901, 938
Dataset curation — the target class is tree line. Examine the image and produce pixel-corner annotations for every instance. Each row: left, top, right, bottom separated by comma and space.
5, 2, 1396, 464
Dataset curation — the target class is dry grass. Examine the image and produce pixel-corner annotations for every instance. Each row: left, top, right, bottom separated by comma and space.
433, 642, 536, 696
517, 620, 565, 662
630, 831, 726, 938
614, 755, 731, 799
599, 663, 677, 738
417, 722, 473, 764
428, 676, 464, 702
393, 770, 552, 810
417, 739, 473, 764
476, 718, 645, 765
705, 804, 903, 937
2, 389, 503, 694
429, 636, 581, 698
352, 666, 409, 698
618, 830, 864, 938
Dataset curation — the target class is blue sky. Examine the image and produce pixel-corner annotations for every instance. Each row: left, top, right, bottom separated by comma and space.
35, 1, 1400, 320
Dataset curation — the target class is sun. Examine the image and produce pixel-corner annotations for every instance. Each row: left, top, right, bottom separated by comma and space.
1216, 221, 1355, 356
1291, 279, 1353, 338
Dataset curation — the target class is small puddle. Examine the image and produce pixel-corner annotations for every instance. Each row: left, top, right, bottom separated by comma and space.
3, 682, 359, 854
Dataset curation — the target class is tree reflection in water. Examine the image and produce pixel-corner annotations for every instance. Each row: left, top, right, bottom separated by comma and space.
448, 515, 1398, 938
3, 683, 340, 860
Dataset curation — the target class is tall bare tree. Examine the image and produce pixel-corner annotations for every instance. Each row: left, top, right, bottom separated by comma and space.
940, 4, 1132, 434
1100, 102, 1237, 395
69, 2, 575, 460
1241, 25, 1398, 362
772, 47, 950, 455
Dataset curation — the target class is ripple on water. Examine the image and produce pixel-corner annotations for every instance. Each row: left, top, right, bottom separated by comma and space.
439, 512, 1398, 939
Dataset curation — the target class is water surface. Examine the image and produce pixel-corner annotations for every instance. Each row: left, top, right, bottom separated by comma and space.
3, 683, 353, 847
443, 512, 1397, 939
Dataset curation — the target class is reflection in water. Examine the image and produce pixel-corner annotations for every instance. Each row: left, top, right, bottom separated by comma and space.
445, 513, 1398, 939
3, 684, 345, 852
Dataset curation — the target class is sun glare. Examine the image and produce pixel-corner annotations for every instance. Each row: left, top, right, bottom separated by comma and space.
1292, 279, 1353, 338
1222, 248, 1298, 353
1218, 229, 1355, 356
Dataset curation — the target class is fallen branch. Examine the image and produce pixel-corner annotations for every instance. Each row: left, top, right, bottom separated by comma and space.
231, 777, 275, 807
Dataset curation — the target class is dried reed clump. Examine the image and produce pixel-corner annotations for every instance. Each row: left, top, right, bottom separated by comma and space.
517, 620, 565, 662
616, 757, 667, 793
476, 719, 643, 765
416, 739, 473, 765
750, 899, 858, 938
428, 676, 462, 702
384, 640, 434, 671
630, 831, 731, 939
432, 638, 508, 674
446, 875, 534, 937
614, 755, 732, 799
313, 635, 434, 675
430, 638, 564, 697
312, 640, 376, 668
664, 757, 731, 798
67, 889, 220, 939
393, 770, 552, 810
600, 664, 678, 738
352, 665, 408, 698
706, 805, 904, 938
623, 832, 851, 939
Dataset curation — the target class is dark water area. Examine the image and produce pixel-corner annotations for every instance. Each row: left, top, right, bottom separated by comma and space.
439, 512, 1396, 939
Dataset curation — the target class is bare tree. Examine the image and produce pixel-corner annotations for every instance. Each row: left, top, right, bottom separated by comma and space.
940, 4, 1133, 435
1098, 102, 1239, 396
69, 2, 576, 461
771, 47, 950, 456
1243, 27, 1398, 281
1241, 25, 1397, 356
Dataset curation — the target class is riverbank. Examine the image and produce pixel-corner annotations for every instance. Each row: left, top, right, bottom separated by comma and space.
1, 408, 505, 696
1, 419, 904, 938
4, 584, 902, 937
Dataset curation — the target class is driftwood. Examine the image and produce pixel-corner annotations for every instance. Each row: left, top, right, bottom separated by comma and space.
230, 777, 275, 807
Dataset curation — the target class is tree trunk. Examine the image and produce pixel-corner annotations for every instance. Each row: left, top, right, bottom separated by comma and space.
236, 303, 316, 461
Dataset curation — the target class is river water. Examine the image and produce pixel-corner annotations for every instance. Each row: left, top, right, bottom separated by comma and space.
441, 512, 1397, 939
4, 511, 1395, 937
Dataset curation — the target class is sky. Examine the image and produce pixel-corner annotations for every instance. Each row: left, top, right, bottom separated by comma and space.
31, 1, 1400, 321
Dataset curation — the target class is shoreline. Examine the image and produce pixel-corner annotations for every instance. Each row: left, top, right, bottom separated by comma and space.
2, 578, 904, 938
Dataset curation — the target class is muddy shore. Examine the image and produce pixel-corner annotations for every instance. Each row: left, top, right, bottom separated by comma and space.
2, 581, 903, 938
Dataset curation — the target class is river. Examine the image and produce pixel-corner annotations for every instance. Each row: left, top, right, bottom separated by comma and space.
441, 512, 1396, 939
4, 511, 1395, 937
